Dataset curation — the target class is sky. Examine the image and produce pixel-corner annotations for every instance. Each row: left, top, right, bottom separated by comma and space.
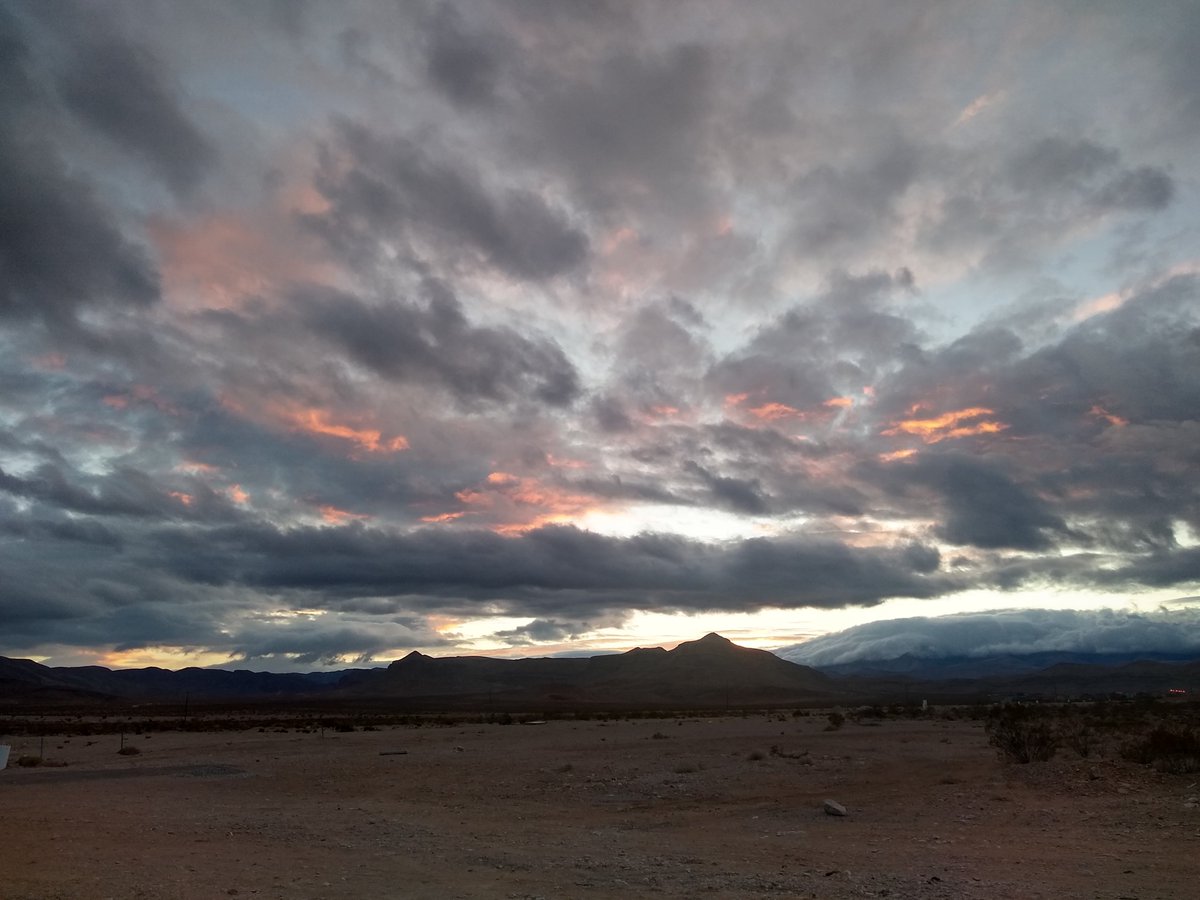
1, 1, 1199, 672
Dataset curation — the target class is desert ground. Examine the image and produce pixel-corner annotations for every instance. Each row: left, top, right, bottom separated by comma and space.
2, 710, 1197, 899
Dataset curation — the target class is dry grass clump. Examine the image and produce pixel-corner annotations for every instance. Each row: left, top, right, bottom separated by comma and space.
1120, 726, 1200, 774
985, 706, 1058, 763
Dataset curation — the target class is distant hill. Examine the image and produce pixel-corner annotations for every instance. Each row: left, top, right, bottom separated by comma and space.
0, 655, 339, 705
343, 632, 840, 708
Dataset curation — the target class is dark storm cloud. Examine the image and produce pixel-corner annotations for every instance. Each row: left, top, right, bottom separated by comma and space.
921, 136, 1175, 270
605, 300, 713, 412
590, 394, 636, 433
0, 461, 242, 523
423, 2, 501, 107
786, 139, 924, 256
709, 269, 921, 407
138, 521, 950, 614
1094, 548, 1200, 590
492, 618, 583, 644
0, 497, 123, 549
863, 274, 1200, 555
308, 120, 588, 280
1017, 275, 1200, 427
57, 36, 217, 195
0, 508, 954, 658
0, 133, 159, 325
683, 460, 769, 515
1007, 137, 1173, 212
1157, 0, 1200, 130
0, 6, 35, 106
519, 40, 715, 217
298, 282, 580, 407
876, 454, 1067, 551
338, 28, 395, 86
218, 619, 442, 667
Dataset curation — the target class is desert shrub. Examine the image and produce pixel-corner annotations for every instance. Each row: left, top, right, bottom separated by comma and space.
117, 745, 141, 756
1061, 721, 1100, 758
825, 711, 845, 731
16, 755, 44, 767
651, 731, 669, 740
747, 750, 765, 761
986, 706, 1058, 763
1120, 726, 1200, 774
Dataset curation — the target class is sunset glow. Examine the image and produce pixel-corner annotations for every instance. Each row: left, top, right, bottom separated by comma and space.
882, 407, 1008, 444
280, 407, 409, 454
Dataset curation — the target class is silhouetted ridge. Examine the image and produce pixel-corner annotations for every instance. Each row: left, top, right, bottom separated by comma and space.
350, 634, 836, 707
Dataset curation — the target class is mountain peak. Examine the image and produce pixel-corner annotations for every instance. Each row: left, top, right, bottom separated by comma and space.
387, 650, 431, 669
672, 632, 737, 654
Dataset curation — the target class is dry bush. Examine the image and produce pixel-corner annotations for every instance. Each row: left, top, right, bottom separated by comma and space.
1120, 726, 1200, 774
986, 706, 1058, 763
1060, 721, 1101, 758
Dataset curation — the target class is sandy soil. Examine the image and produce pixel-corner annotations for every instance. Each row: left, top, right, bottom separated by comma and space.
2, 713, 1197, 899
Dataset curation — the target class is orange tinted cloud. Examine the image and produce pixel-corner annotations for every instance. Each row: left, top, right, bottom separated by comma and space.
1072, 291, 1124, 322
420, 511, 468, 523
150, 211, 336, 311
102, 384, 178, 415
169, 491, 194, 507
879, 448, 917, 462
494, 512, 577, 535
177, 461, 219, 475
278, 406, 409, 454
748, 402, 805, 421
547, 454, 589, 470
319, 505, 370, 525
456, 488, 493, 507
824, 396, 854, 409
451, 472, 602, 534
1089, 405, 1128, 427
882, 407, 1008, 444
31, 352, 67, 371
227, 484, 249, 505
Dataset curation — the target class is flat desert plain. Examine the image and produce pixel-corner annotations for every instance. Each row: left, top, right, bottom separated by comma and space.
2, 712, 1197, 899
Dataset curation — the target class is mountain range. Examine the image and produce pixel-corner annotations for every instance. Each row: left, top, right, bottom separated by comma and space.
2, 634, 1197, 709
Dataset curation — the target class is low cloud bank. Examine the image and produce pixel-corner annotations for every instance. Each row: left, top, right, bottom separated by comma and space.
777, 606, 1200, 666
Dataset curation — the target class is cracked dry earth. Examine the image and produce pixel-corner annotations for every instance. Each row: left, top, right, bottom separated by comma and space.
2, 714, 1198, 899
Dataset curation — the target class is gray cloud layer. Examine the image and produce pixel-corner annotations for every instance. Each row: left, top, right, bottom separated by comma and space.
779, 608, 1200, 666
1, 1, 1198, 667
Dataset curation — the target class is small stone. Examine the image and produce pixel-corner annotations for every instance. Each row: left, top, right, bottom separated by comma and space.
823, 799, 847, 817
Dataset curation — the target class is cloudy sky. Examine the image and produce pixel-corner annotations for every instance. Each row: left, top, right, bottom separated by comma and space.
2, 1, 1198, 671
